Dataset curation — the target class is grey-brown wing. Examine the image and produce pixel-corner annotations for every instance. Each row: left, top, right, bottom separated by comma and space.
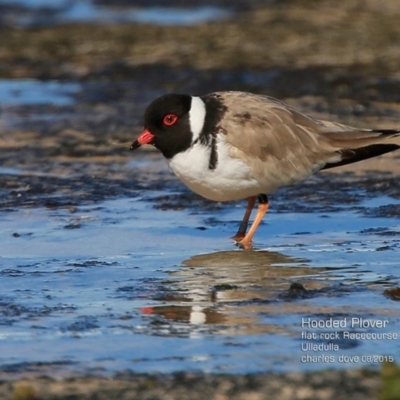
213, 91, 400, 171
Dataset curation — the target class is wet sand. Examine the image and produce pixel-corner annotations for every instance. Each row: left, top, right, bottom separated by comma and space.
0, 369, 382, 400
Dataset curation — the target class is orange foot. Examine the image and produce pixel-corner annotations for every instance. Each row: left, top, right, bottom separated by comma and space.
236, 239, 253, 250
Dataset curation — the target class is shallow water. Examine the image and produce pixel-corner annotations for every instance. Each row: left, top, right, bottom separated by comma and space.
0, 175, 399, 378
0, 0, 231, 27
0, 79, 80, 106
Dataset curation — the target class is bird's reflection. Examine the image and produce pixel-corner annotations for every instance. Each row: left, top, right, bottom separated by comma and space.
176, 250, 320, 302
140, 250, 327, 335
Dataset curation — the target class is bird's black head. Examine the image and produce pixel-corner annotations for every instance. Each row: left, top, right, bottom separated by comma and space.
131, 94, 194, 159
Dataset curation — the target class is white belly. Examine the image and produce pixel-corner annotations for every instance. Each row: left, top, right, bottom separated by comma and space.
168, 140, 265, 202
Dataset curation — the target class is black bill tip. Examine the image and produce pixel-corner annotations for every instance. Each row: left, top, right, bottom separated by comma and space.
130, 140, 141, 151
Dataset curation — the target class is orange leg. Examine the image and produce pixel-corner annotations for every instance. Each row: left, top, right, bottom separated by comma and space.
238, 195, 269, 250
231, 196, 256, 242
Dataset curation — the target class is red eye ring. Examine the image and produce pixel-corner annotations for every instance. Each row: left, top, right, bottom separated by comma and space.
163, 114, 178, 126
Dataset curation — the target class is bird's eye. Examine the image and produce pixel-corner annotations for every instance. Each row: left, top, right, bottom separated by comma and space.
163, 114, 178, 126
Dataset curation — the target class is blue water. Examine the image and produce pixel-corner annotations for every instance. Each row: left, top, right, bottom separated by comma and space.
0, 0, 232, 26
0, 193, 399, 377
0, 79, 80, 106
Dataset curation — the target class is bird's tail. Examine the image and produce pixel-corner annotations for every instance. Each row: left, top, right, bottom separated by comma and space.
321, 129, 400, 170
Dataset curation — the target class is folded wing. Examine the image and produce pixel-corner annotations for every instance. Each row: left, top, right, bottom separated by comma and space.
212, 91, 400, 174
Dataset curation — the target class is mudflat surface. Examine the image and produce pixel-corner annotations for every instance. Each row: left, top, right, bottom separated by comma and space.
1, 1, 400, 399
